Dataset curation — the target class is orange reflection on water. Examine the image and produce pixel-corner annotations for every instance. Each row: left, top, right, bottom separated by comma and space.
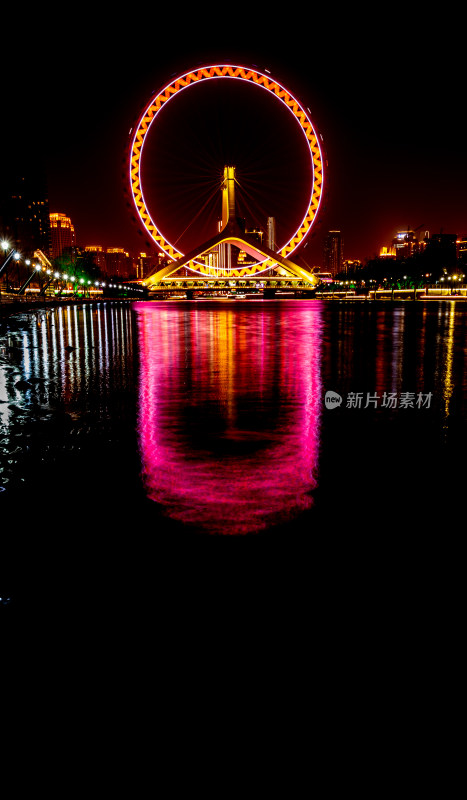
136, 301, 323, 534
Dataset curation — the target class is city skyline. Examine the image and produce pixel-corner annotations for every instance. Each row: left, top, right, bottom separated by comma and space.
4, 8, 466, 269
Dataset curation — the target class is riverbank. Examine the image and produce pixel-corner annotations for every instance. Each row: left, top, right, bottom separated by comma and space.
0, 293, 134, 322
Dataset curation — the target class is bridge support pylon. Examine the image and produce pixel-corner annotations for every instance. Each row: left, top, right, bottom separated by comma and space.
144, 166, 319, 289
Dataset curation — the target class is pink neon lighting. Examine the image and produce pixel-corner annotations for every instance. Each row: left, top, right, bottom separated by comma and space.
136, 301, 323, 534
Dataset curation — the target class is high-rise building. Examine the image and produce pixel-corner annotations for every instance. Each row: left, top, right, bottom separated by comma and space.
424, 233, 457, 269
457, 236, 467, 265
106, 248, 133, 280
1, 165, 51, 258
236, 228, 264, 269
324, 231, 343, 276
50, 213, 76, 259
136, 252, 161, 280
391, 230, 419, 259
84, 246, 107, 274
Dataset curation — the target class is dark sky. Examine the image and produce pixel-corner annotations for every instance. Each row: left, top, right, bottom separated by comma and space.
6, 5, 466, 268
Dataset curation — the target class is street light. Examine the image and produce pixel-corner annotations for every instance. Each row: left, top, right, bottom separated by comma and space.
0, 240, 12, 299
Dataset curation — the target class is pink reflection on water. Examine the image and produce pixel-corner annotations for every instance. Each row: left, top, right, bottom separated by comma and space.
136, 301, 323, 534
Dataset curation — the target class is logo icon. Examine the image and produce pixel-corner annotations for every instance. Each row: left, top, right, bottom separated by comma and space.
325, 391, 342, 410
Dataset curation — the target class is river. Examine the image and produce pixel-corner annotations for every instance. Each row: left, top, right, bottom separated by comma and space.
1, 298, 465, 619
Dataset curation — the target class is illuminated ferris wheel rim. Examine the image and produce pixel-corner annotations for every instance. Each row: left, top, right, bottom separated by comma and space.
129, 64, 325, 267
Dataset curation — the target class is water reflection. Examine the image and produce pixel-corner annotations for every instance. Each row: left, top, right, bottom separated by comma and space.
440, 303, 456, 424
136, 301, 323, 534
321, 302, 467, 422
1, 298, 466, 537
0, 303, 134, 494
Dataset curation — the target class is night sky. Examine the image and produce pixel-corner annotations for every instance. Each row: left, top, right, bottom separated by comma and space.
6, 5, 466, 268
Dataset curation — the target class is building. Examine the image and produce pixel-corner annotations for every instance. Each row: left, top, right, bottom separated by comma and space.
391, 230, 420, 260
342, 259, 362, 275
84, 246, 107, 274
424, 233, 457, 269
105, 248, 133, 280
1, 165, 51, 258
236, 228, 264, 269
457, 236, 467, 265
324, 231, 343, 277
379, 246, 396, 259
136, 252, 161, 280
50, 213, 76, 260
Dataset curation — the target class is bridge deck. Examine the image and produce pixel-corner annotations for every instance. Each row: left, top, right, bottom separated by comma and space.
148, 276, 317, 292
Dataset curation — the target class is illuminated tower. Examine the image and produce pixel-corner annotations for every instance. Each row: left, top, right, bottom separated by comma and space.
50, 212, 76, 259
218, 167, 235, 274
324, 231, 343, 277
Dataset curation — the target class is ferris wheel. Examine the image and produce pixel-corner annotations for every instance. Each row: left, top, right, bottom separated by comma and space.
128, 64, 325, 279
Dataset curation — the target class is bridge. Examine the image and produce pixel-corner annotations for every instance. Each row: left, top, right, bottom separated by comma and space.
141, 166, 320, 298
